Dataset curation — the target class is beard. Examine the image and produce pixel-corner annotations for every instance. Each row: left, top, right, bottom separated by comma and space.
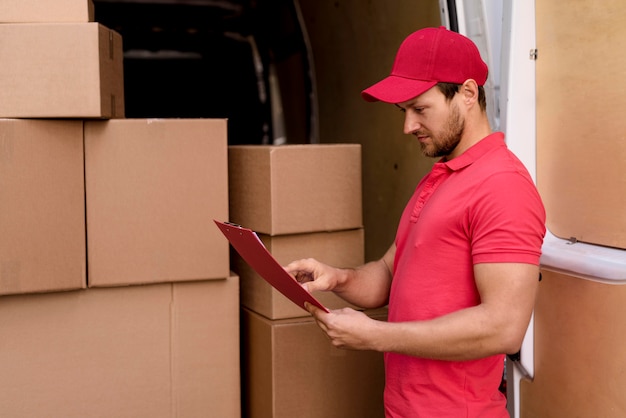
419, 103, 465, 158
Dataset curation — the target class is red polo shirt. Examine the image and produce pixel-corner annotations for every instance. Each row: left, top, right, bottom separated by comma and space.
384, 132, 546, 417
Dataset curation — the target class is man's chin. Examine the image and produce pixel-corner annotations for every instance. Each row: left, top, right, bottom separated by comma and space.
419, 143, 438, 158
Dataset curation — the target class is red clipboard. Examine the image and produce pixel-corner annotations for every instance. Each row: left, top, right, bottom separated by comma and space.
214, 220, 329, 313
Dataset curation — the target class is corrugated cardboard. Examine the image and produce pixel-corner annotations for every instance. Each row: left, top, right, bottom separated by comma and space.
536, 0, 626, 249
0, 0, 94, 23
0, 277, 241, 418
233, 228, 365, 319
84, 118, 229, 287
228, 144, 363, 235
521, 270, 626, 416
242, 307, 387, 418
0, 119, 86, 295
0, 23, 124, 118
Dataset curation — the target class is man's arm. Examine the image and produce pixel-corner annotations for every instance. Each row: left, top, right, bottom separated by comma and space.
307, 262, 539, 360
285, 243, 396, 309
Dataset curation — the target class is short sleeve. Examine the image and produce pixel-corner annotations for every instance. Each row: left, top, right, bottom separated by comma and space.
468, 171, 546, 265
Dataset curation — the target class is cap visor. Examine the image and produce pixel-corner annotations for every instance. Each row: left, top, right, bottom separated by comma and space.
361, 76, 437, 103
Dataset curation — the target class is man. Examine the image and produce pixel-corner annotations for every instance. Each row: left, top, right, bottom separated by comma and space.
284, 26, 546, 417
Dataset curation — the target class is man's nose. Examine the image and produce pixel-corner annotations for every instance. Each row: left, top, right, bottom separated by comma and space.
403, 113, 421, 135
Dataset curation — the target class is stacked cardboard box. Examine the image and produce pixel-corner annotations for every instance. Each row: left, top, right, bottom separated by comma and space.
0, 119, 86, 295
228, 144, 387, 418
0, 22, 123, 118
0, 0, 94, 23
83, 118, 229, 287
228, 144, 365, 319
0, 278, 240, 417
242, 307, 387, 418
0, 2, 239, 417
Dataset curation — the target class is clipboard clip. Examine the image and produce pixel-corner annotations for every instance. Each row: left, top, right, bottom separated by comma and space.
219, 220, 246, 235
223, 221, 243, 228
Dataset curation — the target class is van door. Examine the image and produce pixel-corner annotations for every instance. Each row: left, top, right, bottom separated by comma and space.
442, 0, 626, 417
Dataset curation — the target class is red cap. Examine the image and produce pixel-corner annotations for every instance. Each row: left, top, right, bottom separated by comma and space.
361, 26, 488, 103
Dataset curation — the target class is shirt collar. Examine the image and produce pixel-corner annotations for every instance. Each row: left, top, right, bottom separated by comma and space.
441, 132, 505, 171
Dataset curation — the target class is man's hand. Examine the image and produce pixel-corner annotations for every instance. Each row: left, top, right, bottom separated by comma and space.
305, 302, 381, 351
285, 258, 341, 293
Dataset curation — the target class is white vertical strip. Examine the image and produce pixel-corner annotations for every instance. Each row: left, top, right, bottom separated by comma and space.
500, 2, 537, 417
499, 0, 537, 182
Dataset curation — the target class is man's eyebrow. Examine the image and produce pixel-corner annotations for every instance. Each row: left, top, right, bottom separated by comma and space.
395, 101, 424, 110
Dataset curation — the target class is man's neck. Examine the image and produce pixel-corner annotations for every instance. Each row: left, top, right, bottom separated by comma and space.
447, 115, 492, 160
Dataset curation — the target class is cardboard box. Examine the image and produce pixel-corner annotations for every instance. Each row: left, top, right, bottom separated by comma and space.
0, 0, 94, 23
234, 228, 365, 319
0, 119, 86, 295
0, 23, 124, 118
228, 144, 363, 235
0, 277, 241, 418
521, 270, 626, 417
84, 118, 229, 287
536, 0, 626, 249
242, 307, 387, 418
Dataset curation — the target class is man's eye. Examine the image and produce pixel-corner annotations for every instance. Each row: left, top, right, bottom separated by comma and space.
414, 107, 424, 113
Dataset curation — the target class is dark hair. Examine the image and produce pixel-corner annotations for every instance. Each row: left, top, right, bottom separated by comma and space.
436, 82, 487, 112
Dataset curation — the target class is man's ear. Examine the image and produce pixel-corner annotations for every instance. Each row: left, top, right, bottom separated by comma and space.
461, 79, 479, 106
